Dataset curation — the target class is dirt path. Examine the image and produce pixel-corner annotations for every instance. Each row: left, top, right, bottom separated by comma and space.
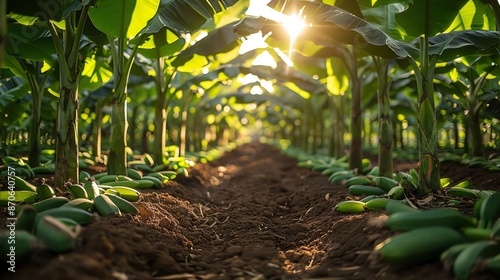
2, 142, 498, 279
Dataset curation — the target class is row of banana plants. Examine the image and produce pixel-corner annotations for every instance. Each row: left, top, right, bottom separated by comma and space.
0, 142, 233, 260
272, 139, 500, 279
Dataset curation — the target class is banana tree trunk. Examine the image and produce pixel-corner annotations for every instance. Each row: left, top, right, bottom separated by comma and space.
349, 65, 363, 172
374, 57, 394, 178
153, 58, 166, 165
108, 98, 128, 175
468, 110, 483, 156
410, 36, 440, 196
55, 73, 80, 187
28, 86, 42, 167
333, 94, 345, 158
92, 100, 103, 161
128, 105, 138, 152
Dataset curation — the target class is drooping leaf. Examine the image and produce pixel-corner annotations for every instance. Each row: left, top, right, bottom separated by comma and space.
0, 76, 29, 111
426, 30, 500, 61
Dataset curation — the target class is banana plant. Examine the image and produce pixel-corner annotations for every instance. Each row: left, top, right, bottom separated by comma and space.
434, 56, 500, 156
6, 0, 95, 187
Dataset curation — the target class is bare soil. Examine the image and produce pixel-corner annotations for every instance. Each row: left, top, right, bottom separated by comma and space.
2, 142, 499, 280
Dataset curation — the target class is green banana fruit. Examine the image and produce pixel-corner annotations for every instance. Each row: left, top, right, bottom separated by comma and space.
373, 177, 399, 193
360, 195, 378, 203
61, 198, 94, 211
83, 179, 100, 199
126, 168, 143, 180
366, 166, 379, 176
36, 184, 56, 200
103, 194, 138, 214
79, 171, 91, 182
110, 186, 140, 202
35, 215, 79, 253
94, 195, 121, 217
92, 172, 108, 180
345, 176, 372, 187
365, 198, 397, 211
141, 176, 164, 188
68, 184, 89, 199
31, 196, 70, 213
145, 172, 169, 184
453, 241, 500, 280
102, 180, 140, 188
440, 243, 472, 271
453, 180, 472, 189
16, 206, 38, 232
334, 200, 366, 213
36, 207, 95, 226
440, 177, 452, 188
0, 230, 38, 261
97, 175, 133, 184
134, 179, 155, 189
462, 227, 492, 241
130, 163, 152, 173
387, 186, 405, 200
157, 170, 177, 179
348, 185, 386, 196
321, 166, 345, 176
152, 163, 167, 172
13, 176, 37, 192
143, 153, 154, 167
375, 226, 467, 265
385, 200, 419, 215
478, 191, 500, 229
385, 208, 477, 231
0, 190, 37, 206
329, 172, 355, 183
447, 187, 480, 199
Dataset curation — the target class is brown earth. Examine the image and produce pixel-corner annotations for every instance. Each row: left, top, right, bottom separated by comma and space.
2, 142, 500, 280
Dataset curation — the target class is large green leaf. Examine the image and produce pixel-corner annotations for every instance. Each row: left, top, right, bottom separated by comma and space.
395, 0, 469, 37
7, 0, 86, 22
426, 30, 500, 61
445, 0, 498, 31
0, 76, 29, 111
235, 2, 418, 59
5, 22, 56, 63
88, 0, 160, 39
141, 0, 240, 36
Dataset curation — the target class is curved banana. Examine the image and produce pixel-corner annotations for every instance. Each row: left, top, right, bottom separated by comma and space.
35, 216, 79, 253
386, 208, 476, 231
103, 194, 138, 214
453, 241, 500, 280
94, 195, 121, 217
334, 200, 366, 213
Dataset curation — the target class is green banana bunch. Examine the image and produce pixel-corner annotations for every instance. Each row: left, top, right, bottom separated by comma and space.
334, 200, 366, 213
453, 241, 500, 280
35, 215, 80, 253
385, 208, 476, 231
348, 185, 386, 196
478, 192, 500, 229
375, 226, 467, 265
94, 195, 121, 217
329, 171, 354, 183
